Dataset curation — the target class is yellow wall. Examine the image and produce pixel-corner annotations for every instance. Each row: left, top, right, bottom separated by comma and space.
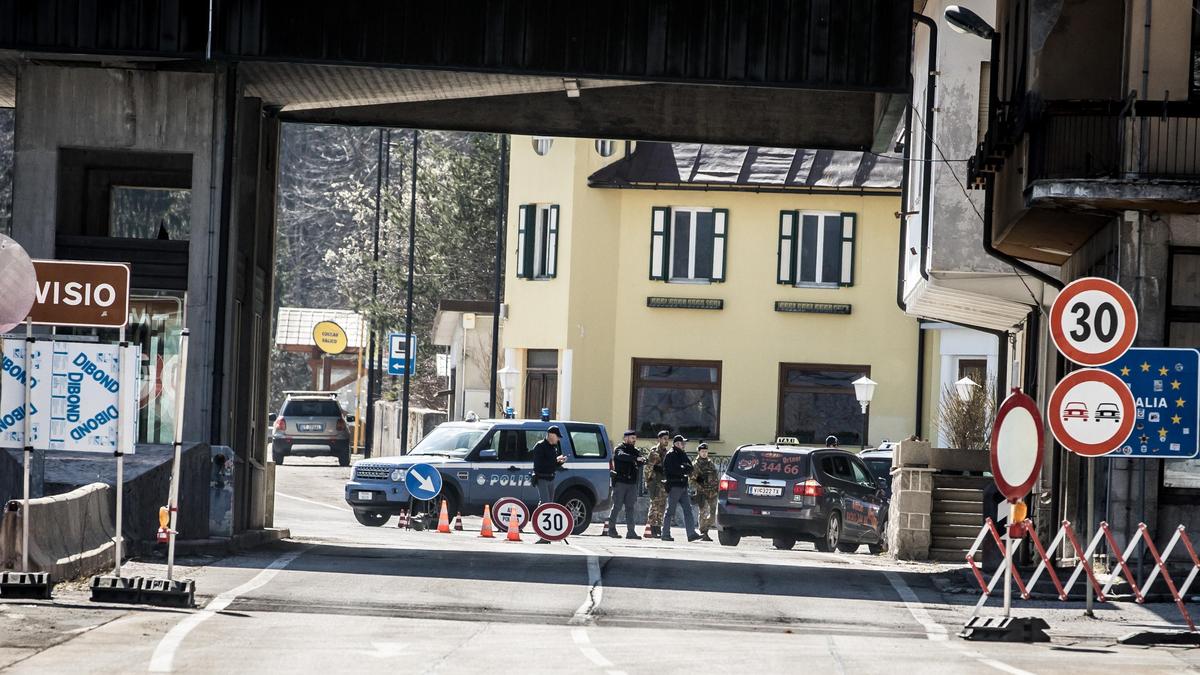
502, 136, 920, 453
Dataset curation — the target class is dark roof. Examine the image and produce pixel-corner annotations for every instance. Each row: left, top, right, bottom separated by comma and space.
588, 142, 902, 191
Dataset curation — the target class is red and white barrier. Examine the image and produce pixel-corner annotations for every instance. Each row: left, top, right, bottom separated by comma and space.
965, 518, 1200, 632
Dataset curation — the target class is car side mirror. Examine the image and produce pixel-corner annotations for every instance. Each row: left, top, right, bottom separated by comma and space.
346, 414, 356, 423
479, 449, 497, 460
268, 413, 277, 423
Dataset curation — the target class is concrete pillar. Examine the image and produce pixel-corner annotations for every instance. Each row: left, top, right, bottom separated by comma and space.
887, 440, 935, 560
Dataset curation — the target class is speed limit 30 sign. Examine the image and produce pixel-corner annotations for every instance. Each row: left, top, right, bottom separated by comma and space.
1050, 277, 1138, 366
531, 503, 574, 542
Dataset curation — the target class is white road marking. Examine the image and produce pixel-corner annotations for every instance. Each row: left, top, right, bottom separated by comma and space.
276, 491, 352, 512
568, 543, 603, 626
148, 548, 307, 673
882, 570, 1034, 675
571, 628, 626, 675
366, 642, 406, 658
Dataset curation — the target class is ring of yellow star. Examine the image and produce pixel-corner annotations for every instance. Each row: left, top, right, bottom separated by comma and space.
1172, 414, 1183, 425
1120, 366, 1131, 376
1159, 366, 1170, 376
1178, 397, 1188, 408
1171, 380, 1182, 390
1140, 361, 1152, 372
1159, 427, 1169, 438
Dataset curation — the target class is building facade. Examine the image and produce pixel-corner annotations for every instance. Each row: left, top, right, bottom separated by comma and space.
499, 137, 921, 453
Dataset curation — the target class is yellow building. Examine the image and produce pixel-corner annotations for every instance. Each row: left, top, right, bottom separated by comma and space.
499, 137, 920, 453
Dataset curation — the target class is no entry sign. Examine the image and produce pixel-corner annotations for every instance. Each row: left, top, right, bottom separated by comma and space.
1048, 369, 1137, 457
990, 389, 1044, 502
1050, 277, 1138, 367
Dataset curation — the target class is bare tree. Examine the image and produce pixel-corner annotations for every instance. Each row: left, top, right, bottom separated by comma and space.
936, 379, 996, 449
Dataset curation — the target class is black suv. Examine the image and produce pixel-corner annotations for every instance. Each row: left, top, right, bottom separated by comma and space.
716, 442, 886, 553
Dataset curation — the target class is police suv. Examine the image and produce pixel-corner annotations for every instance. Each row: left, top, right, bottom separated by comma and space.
344, 418, 612, 534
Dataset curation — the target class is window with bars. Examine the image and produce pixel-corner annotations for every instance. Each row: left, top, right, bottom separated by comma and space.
776, 211, 856, 287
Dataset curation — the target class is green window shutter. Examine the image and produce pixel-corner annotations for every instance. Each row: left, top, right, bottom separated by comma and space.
711, 208, 728, 282
839, 212, 856, 286
546, 205, 560, 278
777, 211, 797, 284
649, 206, 671, 280
516, 205, 531, 278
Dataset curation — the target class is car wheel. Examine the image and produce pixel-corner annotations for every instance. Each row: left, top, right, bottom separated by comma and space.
354, 510, 389, 527
837, 542, 860, 553
772, 537, 796, 550
717, 529, 741, 547
815, 511, 842, 552
336, 447, 351, 467
559, 489, 593, 535
868, 520, 888, 555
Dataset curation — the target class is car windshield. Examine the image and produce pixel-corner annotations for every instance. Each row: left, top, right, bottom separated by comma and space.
731, 450, 809, 478
862, 457, 892, 482
282, 399, 342, 417
410, 425, 486, 457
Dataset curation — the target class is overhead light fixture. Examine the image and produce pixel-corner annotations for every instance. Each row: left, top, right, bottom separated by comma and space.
944, 5, 997, 40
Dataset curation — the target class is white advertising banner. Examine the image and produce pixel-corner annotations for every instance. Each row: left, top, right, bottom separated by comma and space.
0, 338, 45, 448
37, 342, 135, 453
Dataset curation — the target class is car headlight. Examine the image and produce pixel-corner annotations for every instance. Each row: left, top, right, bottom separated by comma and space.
390, 468, 404, 482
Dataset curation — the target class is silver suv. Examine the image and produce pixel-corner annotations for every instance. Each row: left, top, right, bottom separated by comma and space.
270, 391, 354, 466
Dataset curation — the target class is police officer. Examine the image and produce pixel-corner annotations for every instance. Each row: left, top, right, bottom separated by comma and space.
661, 435, 700, 542
607, 429, 645, 539
532, 426, 566, 544
825, 435, 839, 448
645, 430, 671, 537
691, 442, 719, 541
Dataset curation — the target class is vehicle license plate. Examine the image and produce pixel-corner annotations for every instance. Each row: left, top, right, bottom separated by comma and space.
749, 486, 782, 497
299, 423, 323, 431
358, 492, 373, 500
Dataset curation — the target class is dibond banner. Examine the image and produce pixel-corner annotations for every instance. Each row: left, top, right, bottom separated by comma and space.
30, 342, 139, 453
0, 339, 45, 448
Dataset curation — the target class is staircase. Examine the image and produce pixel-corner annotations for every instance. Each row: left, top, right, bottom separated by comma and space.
929, 475, 989, 562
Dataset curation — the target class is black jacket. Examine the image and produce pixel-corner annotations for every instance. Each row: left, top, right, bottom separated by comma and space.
531, 439, 563, 479
612, 442, 642, 484
662, 447, 694, 488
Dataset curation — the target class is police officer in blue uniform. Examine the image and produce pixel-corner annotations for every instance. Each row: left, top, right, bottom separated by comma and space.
607, 429, 645, 539
531, 425, 566, 544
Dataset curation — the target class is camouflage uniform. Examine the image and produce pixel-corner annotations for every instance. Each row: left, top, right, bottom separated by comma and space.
691, 455, 720, 534
644, 443, 669, 533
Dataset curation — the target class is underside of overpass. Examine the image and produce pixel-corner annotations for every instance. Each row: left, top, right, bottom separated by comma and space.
0, 0, 912, 536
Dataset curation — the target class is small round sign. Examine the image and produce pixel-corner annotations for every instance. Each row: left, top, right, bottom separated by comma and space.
0, 234, 36, 334
531, 502, 574, 542
492, 497, 530, 533
313, 320, 348, 355
1048, 368, 1137, 457
1050, 277, 1138, 366
403, 463, 443, 501
990, 389, 1045, 502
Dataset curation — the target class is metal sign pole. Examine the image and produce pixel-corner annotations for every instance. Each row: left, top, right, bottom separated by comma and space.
166, 329, 189, 581
20, 318, 32, 573
1003, 502, 1014, 618
114, 328, 127, 578
1085, 458, 1095, 616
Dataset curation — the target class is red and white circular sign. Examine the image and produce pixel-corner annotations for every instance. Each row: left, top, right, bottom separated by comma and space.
990, 389, 1045, 502
1048, 369, 1136, 457
491, 497, 530, 533
1050, 277, 1138, 366
531, 503, 574, 542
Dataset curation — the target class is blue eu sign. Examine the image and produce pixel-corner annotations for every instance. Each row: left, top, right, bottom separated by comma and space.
1101, 347, 1200, 459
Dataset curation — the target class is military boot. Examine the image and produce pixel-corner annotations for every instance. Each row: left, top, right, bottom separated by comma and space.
651, 526, 661, 537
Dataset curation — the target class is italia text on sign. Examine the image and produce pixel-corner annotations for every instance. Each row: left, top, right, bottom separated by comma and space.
31, 260, 130, 328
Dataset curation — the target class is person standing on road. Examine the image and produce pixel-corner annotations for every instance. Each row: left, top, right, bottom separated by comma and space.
645, 430, 671, 537
607, 429, 645, 539
691, 442, 719, 541
532, 426, 566, 544
661, 435, 700, 542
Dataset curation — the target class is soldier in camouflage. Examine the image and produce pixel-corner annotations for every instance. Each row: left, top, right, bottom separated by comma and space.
644, 430, 670, 537
691, 442, 720, 541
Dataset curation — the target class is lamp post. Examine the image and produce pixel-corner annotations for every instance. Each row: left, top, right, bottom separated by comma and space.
852, 376, 877, 449
955, 376, 980, 402
497, 365, 519, 418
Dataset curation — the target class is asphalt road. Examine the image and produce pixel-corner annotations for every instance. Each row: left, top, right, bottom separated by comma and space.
4, 456, 1199, 674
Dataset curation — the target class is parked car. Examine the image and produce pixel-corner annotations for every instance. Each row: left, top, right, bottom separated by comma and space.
716, 440, 886, 553
270, 391, 354, 466
858, 443, 896, 501
343, 419, 612, 533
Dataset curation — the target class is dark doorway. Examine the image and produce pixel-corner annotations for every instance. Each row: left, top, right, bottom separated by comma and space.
524, 349, 558, 419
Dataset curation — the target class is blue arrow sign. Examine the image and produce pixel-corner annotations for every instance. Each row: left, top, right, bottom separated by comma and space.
388, 333, 416, 376
1101, 347, 1200, 459
404, 462, 443, 500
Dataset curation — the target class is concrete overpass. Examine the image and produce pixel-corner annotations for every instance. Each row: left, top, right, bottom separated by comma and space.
0, 0, 912, 535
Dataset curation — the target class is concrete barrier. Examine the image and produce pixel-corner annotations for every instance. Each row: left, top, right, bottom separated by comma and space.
0, 482, 115, 581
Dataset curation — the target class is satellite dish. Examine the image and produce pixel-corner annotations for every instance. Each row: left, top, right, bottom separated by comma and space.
0, 234, 36, 333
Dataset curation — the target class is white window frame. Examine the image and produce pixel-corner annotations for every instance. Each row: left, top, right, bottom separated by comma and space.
794, 211, 851, 288
669, 207, 714, 283
532, 204, 557, 279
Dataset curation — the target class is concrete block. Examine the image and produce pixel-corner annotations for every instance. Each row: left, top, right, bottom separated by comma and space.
140, 577, 195, 608
0, 571, 53, 599
895, 440, 931, 467
0, 482, 115, 581
90, 575, 143, 604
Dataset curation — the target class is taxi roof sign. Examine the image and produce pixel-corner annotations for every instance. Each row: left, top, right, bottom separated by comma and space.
775, 436, 800, 445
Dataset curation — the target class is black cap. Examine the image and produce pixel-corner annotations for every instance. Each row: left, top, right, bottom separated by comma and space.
657, 430, 670, 438
623, 429, 637, 437
698, 443, 709, 450
547, 425, 561, 436
672, 434, 686, 443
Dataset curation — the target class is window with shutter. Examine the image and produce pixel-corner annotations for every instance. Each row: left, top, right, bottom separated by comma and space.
780, 210, 855, 287
516, 204, 533, 278
712, 209, 728, 282
649, 206, 670, 280
654, 206, 723, 283
777, 211, 796, 284
839, 213, 856, 286
516, 204, 559, 280
546, 205, 560, 278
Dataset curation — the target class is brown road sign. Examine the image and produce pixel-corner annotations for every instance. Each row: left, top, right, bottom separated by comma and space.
31, 260, 130, 328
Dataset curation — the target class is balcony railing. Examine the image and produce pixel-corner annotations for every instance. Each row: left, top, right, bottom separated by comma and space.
1028, 99, 1200, 182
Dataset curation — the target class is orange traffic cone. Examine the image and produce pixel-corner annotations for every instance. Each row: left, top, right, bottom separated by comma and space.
643, 522, 653, 538
600, 520, 610, 537
437, 499, 451, 533
454, 513, 465, 532
480, 505, 495, 538
397, 508, 408, 529
506, 509, 522, 542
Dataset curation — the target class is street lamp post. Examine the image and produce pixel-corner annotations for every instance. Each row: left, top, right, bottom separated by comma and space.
853, 376, 878, 449
955, 376, 980, 402
497, 365, 519, 418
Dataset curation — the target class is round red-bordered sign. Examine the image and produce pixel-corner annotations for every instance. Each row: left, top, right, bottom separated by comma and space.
990, 388, 1045, 502
1050, 277, 1138, 366
1047, 369, 1136, 457
491, 497, 530, 533
530, 502, 574, 542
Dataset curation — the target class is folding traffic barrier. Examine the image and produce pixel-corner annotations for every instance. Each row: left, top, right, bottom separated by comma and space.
1101, 522, 1196, 632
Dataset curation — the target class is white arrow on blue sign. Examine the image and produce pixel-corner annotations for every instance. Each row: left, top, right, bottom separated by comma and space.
388, 333, 416, 376
404, 463, 443, 501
